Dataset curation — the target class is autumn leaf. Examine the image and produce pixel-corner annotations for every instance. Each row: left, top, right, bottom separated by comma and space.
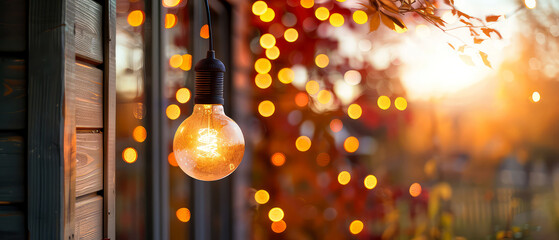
370, 13, 381, 32
448, 43, 455, 50
473, 37, 484, 44
378, 0, 399, 14
359, 2, 378, 14
459, 54, 475, 66
481, 28, 502, 39
457, 45, 466, 53
485, 15, 501, 22
479, 51, 492, 68
380, 12, 407, 32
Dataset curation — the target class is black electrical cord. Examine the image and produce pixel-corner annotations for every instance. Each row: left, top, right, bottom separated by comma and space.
203, 0, 214, 51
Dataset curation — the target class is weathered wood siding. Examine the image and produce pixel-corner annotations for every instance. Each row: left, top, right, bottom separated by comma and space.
75, 195, 103, 240
0, 0, 26, 239
76, 132, 104, 197
75, 62, 104, 128
76, 0, 103, 64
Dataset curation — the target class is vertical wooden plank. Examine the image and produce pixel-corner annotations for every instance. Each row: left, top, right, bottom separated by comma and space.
103, 0, 116, 238
75, 195, 103, 240
0, 134, 25, 202
76, 132, 103, 197
75, 62, 103, 128
28, 0, 76, 239
0, 59, 26, 130
0, 0, 26, 52
75, 0, 103, 64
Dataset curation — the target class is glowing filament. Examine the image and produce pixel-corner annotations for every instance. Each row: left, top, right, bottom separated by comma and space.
197, 128, 220, 158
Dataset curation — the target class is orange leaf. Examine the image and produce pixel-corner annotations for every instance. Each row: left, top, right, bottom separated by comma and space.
485, 15, 501, 22
473, 37, 484, 44
479, 51, 492, 68
459, 54, 475, 66
378, 0, 399, 14
370, 13, 381, 32
380, 12, 407, 32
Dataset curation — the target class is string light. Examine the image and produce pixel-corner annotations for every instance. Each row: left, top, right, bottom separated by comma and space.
180, 54, 192, 71
271, 220, 287, 233
409, 183, 422, 197
255, 190, 270, 204
315, 7, 330, 21
260, 33, 276, 49
127, 10, 145, 27
295, 136, 311, 152
200, 24, 210, 39
122, 147, 138, 163
352, 10, 368, 24
349, 220, 364, 234
163, 0, 181, 8
176, 208, 191, 222
168, 152, 178, 167
278, 68, 294, 84
329, 13, 344, 27
295, 92, 309, 107
343, 136, 359, 153
364, 175, 377, 189
169, 54, 183, 68
347, 104, 362, 119
252, 1, 268, 15
524, 0, 536, 9
265, 46, 280, 60
329, 119, 343, 132
133, 126, 147, 142
176, 88, 191, 103
315, 54, 329, 68
305, 80, 320, 95
284, 28, 299, 42
255, 73, 272, 89
531, 91, 540, 102
317, 90, 332, 104
338, 171, 351, 185
258, 100, 275, 117
377, 96, 391, 110
255, 58, 272, 74
268, 207, 285, 222
260, 8, 275, 22
165, 14, 177, 28
271, 152, 286, 166
166, 104, 181, 120
300, 0, 314, 8
394, 97, 407, 111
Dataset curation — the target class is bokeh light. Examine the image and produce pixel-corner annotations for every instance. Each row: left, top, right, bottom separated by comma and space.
344, 70, 361, 85
317, 90, 332, 104
364, 175, 377, 189
305, 80, 320, 95
377, 96, 391, 110
162, 0, 181, 8
122, 147, 137, 164
255, 73, 272, 89
352, 10, 368, 24
315, 7, 330, 21
329, 13, 344, 27
127, 10, 145, 27
166, 104, 181, 120
532, 91, 540, 102
316, 152, 330, 166
200, 24, 209, 39
255, 58, 272, 74
165, 14, 177, 28
265, 46, 280, 60
347, 104, 362, 119
268, 207, 284, 222
132, 126, 147, 142
278, 68, 295, 84
338, 171, 351, 185
349, 220, 364, 234
271, 152, 286, 166
168, 152, 178, 167
343, 136, 359, 153
284, 28, 299, 42
260, 33, 276, 49
295, 136, 312, 152
315, 54, 329, 68
258, 100, 275, 117
176, 88, 191, 103
260, 8, 275, 22
525, 0, 536, 9
271, 220, 287, 233
394, 97, 407, 111
169, 54, 183, 68
180, 54, 192, 71
252, 1, 268, 15
255, 190, 270, 204
300, 0, 314, 9
176, 208, 191, 222
329, 119, 343, 132
409, 183, 422, 197
295, 92, 309, 107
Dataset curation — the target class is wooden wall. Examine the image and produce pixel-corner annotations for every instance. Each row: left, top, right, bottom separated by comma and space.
0, 0, 115, 239
0, 0, 27, 238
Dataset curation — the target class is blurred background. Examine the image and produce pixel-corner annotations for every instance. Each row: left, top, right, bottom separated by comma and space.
114, 0, 559, 239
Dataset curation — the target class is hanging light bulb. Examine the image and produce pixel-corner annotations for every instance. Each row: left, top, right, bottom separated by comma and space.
173, 0, 244, 181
